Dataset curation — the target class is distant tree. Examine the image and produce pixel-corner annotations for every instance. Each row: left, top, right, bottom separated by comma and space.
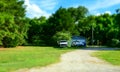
116, 8, 120, 14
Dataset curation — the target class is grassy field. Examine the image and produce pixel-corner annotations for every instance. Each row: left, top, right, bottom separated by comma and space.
0, 46, 74, 72
92, 50, 120, 65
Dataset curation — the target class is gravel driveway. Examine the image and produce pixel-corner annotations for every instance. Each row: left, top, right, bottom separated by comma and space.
16, 48, 120, 72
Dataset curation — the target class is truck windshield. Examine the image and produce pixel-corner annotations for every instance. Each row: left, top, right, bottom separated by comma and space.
60, 40, 67, 42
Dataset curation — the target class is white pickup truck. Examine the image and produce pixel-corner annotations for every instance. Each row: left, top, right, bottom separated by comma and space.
59, 40, 68, 47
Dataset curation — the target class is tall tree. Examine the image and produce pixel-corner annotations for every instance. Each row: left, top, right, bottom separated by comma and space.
0, 0, 29, 47
47, 7, 75, 36
67, 6, 88, 35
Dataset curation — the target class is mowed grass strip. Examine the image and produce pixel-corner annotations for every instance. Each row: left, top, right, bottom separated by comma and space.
92, 50, 120, 65
0, 46, 74, 72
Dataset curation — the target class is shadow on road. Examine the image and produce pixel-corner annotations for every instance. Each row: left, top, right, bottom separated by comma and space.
80, 47, 120, 51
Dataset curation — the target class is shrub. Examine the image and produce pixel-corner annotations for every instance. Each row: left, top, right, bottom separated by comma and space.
2, 36, 19, 48
107, 38, 119, 47
1, 34, 26, 48
52, 31, 71, 46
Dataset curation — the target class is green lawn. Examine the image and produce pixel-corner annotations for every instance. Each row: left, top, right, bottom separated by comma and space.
0, 46, 74, 72
92, 50, 120, 65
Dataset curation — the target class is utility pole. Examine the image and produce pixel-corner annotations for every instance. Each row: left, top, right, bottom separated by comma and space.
92, 24, 94, 45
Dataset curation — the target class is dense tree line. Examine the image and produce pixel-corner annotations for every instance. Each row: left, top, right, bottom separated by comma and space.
0, 0, 120, 47
27, 6, 88, 46
27, 7, 120, 47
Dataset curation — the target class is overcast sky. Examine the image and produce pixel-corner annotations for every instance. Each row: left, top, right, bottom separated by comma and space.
24, 0, 120, 18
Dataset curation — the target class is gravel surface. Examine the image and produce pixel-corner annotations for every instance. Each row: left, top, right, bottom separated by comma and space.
15, 48, 120, 72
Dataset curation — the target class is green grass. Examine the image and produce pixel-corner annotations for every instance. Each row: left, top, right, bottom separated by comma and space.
0, 46, 74, 72
92, 50, 120, 65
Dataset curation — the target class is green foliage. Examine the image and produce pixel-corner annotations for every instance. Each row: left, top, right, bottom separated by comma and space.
27, 16, 47, 45
53, 31, 71, 41
68, 6, 88, 22
2, 36, 19, 48
67, 6, 88, 35
0, 0, 29, 47
107, 39, 120, 47
78, 16, 93, 35
89, 13, 118, 45
52, 31, 71, 46
25, 7, 120, 47
39, 6, 88, 46
26, 6, 120, 47
48, 7, 75, 34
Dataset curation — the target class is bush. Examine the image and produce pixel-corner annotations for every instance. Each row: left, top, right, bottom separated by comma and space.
1, 34, 26, 48
107, 38, 119, 47
27, 35, 45, 46
52, 31, 71, 46
2, 36, 19, 48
